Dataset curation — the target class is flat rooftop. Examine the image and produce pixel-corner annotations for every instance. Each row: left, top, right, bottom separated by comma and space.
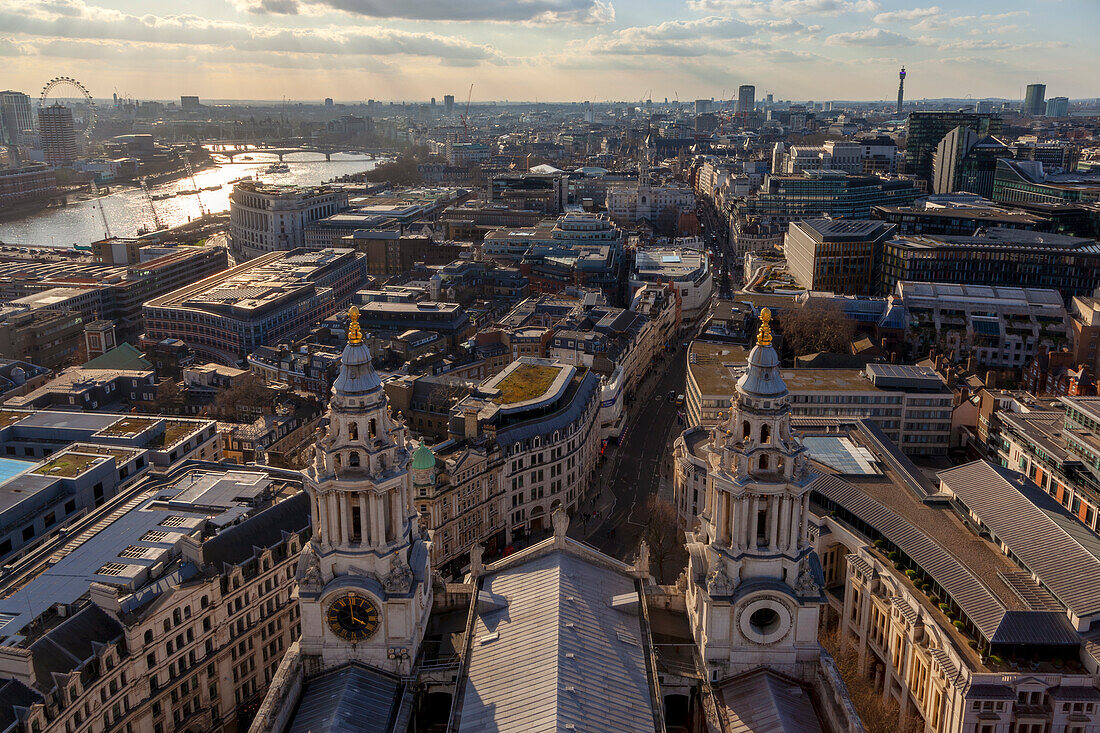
488, 363, 564, 405
795, 219, 894, 241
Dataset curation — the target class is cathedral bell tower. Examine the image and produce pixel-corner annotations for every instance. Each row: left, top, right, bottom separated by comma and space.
296, 307, 432, 676
686, 309, 824, 678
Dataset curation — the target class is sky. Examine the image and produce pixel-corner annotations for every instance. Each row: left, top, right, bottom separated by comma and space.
0, 0, 1096, 103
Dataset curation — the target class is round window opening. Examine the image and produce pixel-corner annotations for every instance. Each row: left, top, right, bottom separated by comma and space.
749, 607, 781, 636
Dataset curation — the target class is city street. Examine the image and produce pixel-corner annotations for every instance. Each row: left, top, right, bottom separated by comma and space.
570, 341, 689, 560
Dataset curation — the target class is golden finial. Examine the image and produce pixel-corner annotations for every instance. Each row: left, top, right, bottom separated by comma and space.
757, 308, 773, 347
347, 306, 363, 345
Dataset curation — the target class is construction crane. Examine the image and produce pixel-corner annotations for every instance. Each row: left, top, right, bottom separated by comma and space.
460, 84, 474, 132
184, 155, 208, 218
88, 180, 112, 239
138, 177, 165, 232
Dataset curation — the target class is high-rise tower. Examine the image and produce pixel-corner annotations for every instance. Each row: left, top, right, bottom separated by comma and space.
295, 306, 432, 676
897, 66, 906, 116
685, 309, 824, 677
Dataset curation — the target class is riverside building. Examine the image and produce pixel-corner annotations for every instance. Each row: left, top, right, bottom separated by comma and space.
229, 182, 349, 260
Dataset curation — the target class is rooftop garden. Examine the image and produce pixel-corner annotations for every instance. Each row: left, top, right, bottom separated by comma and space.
492, 365, 562, 405
149, 420, 201, 449
99, 417, 160, 437
33, 451, 105, 478
0, 411, 26, 429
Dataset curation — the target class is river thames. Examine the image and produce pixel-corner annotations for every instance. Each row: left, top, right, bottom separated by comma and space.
0, 151, 382, 248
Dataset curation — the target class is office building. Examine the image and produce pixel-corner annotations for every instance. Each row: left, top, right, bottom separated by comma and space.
872, 197, 1051, 236
992, 159, 1100, 205
631, 247, 712, 320
0, 246, 228, 339
228, 181, 349, 260
682, 340, 951, 453
894, 281, 1069, 369
1045, 96, 1069, 118
733, 170, 923, 225
1023, 83, 1047, 116
737, 84, 755, 114
443, 94, 455, 115
0, 298, 83, 370
932, 127, 1012, 198
784, 219, 895, 296
342, 230, 466, 277
354, 300, 471, 347
905, 111, 1001, 184
0, 165, 56, 210
0, 91, 33, 146
0, 409, 219, 560
37, 104, 78, 166
994, 395, 1100, 534
880, 228, 1100, 297
0, 464, 306, 733
490, 172, 567, 214
142, 248, 366, 363
179, 95, 201, 111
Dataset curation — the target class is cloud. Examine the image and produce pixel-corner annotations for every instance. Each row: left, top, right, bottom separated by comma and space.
577, 15, 818, 57
0, 0, 503, 61
687, 0, 878, 17
874, 6, 939, 24
826, 28, 909, 46
235, 0, 615, 23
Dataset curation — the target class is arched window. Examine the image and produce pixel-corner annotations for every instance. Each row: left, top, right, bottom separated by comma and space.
349, 452, 360, 467
144, 630, 153, 645
349, 422, 358, 440
760, 424, 771, 444
334, 453, 342, 469
759, 454, 769, 470
369, 419, 377, 437
742, 421, 751, 440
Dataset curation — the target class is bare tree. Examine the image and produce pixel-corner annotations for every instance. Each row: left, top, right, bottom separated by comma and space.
776, 302, 855, 357
204, 374, 273, 422
642, 495, 686, 584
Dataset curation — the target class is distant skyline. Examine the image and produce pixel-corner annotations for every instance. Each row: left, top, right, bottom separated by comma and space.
0, 0, 1096, 103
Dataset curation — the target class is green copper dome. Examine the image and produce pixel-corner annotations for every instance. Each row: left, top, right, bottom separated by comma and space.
411, 439, 436, 470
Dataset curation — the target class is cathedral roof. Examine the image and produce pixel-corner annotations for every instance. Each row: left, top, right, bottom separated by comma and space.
332, 307, 382, 396
735, 309, 788, 399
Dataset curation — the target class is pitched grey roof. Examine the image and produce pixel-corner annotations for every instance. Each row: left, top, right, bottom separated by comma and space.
718, 669, 825, 733
938, 460, 1100, 622
288, 664, 402, 733
456, 549, 658, 733
811, 473, 1008, 640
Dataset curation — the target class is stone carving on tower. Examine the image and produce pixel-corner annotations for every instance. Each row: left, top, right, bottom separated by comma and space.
295, 307, 432, 676
685, 309, 826, 678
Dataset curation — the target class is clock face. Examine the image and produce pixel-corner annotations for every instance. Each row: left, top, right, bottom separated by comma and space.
326, 593, 381, 642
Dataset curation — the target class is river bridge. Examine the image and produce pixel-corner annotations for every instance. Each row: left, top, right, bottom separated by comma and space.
202, 141, 389, 162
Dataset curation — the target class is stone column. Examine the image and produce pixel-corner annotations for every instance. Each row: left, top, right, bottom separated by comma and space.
799, 493, 809, 546
359, 494, 371, 547
840, 562, 853, 653
327, 492, 339, 546
788, 496, 800, 550
767, 495, 779, 549
338, 491, 350, 547
778, 496, 791, 551
390, 488, 403, 541
371, 493, 385, 549
717, 492, 730, 545
311, 492, 323, 544
731, 496, 743, 551
749, 494, 760, 549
